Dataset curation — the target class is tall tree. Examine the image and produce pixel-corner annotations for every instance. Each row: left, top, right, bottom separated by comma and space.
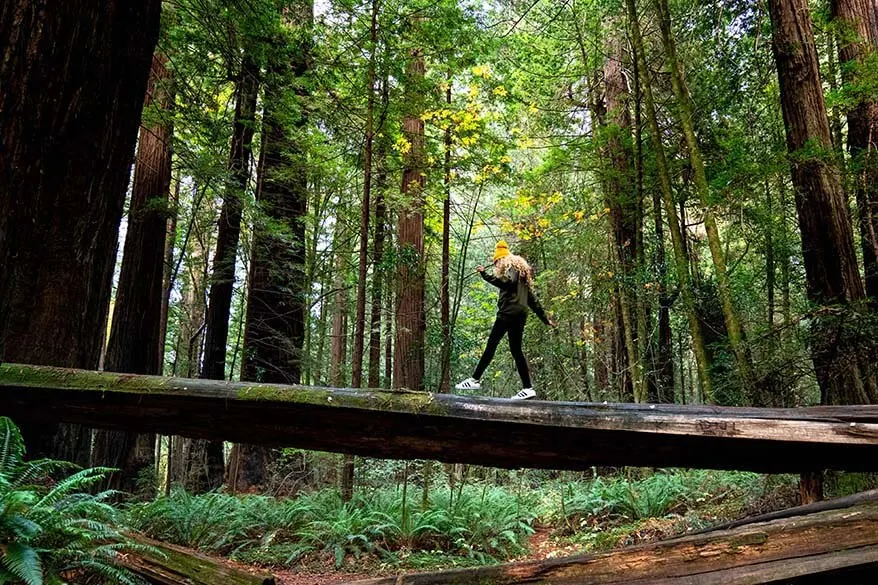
592, 32, 646, 402
831, 0, 878, 300
654, 0, 759, 401
767, 0, 878, 406
0, 0, 162, 463
92, 51, 173, 493
233, 0, 312, 490
343, 0, 382, 500
393, 35, 427, 391
194, 53, 260, 493
352, 0, 381, 391
625, 0, 714, 401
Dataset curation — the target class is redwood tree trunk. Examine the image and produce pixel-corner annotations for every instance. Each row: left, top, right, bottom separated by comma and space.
0, 0, 162, 463
768, 0, 877, 405
594, 33, 645, 402
393, 45, 427, 391
832, 0, 878, 300
235, 4, 311, 491
194, 54, 260, 494
92, 51, 172, 493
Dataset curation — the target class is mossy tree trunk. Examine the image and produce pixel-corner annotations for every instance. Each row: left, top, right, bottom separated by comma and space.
625, 0, 714, 402
832, 0, 878, 300
234, 2, 312, 491
654, 0, 759, 403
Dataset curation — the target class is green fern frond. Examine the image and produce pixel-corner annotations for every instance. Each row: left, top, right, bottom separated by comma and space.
0, 417, 26, 477
13, 458, 76, 488
36, 467, 114, 508
0, 542, 43, 585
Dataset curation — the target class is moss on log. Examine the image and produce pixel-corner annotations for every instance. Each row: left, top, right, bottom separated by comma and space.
120, 532, 276, 585
1, 363, 877, 472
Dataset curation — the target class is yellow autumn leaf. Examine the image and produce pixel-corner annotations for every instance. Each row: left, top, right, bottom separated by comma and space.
472, 64, 491, 78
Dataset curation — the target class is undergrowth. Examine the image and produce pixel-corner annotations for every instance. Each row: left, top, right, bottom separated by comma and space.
128, 483, 538, 569
127, 468, 791, 570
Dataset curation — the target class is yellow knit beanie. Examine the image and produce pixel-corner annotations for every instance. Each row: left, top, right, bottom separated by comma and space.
493, 240, 510, 261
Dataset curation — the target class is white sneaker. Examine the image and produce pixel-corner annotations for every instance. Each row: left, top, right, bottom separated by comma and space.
511, 388, 536, 400
455, 377, 481, 390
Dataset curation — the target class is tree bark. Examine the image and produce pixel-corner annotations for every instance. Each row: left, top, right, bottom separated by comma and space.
342, 0, 382, 501
368, 68, 391, 389
768, 0, 878, 405
202, 54, 259, 383
440, 78, 453, 394
368, 161, 387, 389
394, 41, 427, 391
328, 222, 352, 500
352, 0, 380, 393
235, 3, 312, 491
625, 0, 714, 401
0, 0, 162, 463
832, 0, 878, 300
329, 233, 349, 390
92, 51, 173, 493
158, 176, 181, 371
631, 35, 673, 402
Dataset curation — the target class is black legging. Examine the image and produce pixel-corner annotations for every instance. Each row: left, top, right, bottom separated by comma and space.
472, 313, 532, 387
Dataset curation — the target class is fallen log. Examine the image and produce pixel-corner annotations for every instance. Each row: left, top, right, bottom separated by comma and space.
347, 502, 878, 584
1, 363, 877, 472
119, 532, 276, 585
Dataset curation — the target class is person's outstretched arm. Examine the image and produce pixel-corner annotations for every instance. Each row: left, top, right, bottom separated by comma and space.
528, 288, 554, 326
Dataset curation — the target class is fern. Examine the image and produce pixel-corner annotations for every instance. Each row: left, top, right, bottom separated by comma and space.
0, 417, 148, 585
1, 542, 42, 585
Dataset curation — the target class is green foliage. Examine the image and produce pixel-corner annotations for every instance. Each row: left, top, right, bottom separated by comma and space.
0, 417, 150, 585
547, 470, 764, 528
127, 467, 792, 571
129, 482, 538, 569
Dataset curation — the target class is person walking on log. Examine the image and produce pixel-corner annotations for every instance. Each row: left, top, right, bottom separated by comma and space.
456, 240, 555, 399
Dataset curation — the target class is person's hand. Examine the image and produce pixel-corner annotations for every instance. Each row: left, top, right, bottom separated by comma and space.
476, 265, 485, 273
